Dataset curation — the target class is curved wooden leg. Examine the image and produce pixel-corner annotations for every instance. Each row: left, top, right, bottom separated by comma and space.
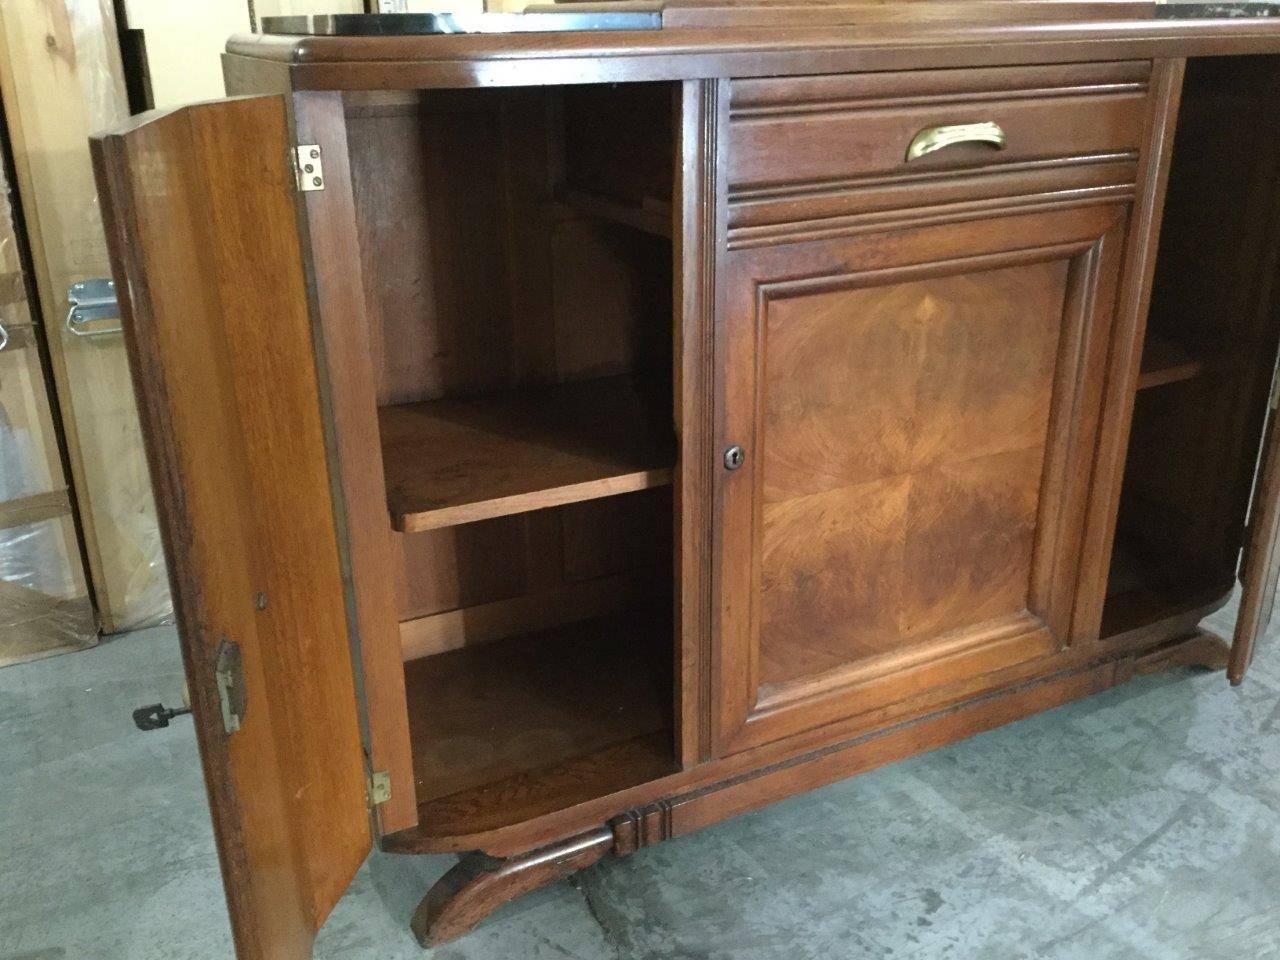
1134, 629, 1231, 676
411, 827, 615, 946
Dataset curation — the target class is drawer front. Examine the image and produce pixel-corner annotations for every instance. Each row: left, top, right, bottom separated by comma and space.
728, 61, 1152, 193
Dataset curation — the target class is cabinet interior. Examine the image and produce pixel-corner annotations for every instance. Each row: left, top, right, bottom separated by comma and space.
334, 61, 1280, 830
1103, 55, 1280, 638
341, 82, 681, 828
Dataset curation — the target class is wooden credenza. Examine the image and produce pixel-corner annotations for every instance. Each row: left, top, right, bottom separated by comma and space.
91, 6, 1280, 957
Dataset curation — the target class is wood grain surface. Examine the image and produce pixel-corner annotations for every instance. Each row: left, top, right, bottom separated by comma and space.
92, 98, 370, 960
381, 376, 675, 532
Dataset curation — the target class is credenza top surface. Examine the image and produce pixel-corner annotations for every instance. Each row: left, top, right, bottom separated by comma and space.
222, 1, 1280, 90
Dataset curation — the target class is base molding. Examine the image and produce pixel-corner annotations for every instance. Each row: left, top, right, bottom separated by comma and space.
409, 630, 1230, 946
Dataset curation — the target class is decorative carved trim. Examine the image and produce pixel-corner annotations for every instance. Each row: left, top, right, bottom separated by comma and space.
412, 828, 614, 947
728, 61, 1153, 117
728, 151, 1138, 204
727, 187, 1136, 251
1134, 629, 1230, 675
609, 799, 676, 855
677, 78, 723, 764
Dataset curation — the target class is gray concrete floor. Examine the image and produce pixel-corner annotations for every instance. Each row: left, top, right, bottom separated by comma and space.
3, 596, 1279, 960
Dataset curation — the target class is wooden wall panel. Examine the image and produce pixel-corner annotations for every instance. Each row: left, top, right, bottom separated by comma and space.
0, 0, 170, 632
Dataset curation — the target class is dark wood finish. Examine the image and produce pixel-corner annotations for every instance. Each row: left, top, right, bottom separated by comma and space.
658, 0, 1160, 29
91, 98, 370, 960
1100, 56, 1280, 662
727, 157, 1139, 250
715, 202, 1130, 755
1137, 331, 1204, 389
674, 78, 724, 765
1232, 394, 1280, 683
420, 733, 678, 842
286, 91, 419, 835
1134, 628, 1230, 675
1072, 56, 1185, 642
728, 62, 1150, 191
98, 10, 1280, 957
406, 627, 1231, 945
387, 598, 1238, 858
381, 376, 675, 533
411, 828, 615, 947
403, 609, 674, 806
338, 84, 678, 688
225, 19, 1280, 93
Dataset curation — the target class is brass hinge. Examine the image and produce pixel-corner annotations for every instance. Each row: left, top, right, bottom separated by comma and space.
293, 144, 325, 192
214, 638, 246, 735
367, 770, 392, 806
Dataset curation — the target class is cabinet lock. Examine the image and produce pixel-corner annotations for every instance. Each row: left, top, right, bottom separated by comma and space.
724, 445, 745, 471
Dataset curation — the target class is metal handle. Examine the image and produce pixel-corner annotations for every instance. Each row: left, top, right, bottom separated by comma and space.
66, 278, 122, 337
905, 122, 1007, 162
0, 320, 8, 352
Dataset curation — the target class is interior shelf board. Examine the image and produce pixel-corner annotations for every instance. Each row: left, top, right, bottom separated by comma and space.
420, 732, 676, 840
1137, 333, 1206, 390
404, 608, 676, 826
554, 187, 673, 239
380, 375, 675, 533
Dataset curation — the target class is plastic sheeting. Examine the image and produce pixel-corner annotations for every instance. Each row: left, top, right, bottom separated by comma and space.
0, 153, 97, 663
3, 0, 172, 633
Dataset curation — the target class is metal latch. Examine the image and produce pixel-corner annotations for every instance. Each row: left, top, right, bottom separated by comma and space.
368, 770, 392, 806
66, 278, 121, 337
293, 144, 325, 192
215, 638, 247, 734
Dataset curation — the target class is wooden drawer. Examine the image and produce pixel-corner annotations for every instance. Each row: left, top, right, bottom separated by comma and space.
728, 61, 1152, 193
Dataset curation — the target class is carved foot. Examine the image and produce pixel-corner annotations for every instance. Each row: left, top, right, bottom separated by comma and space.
1134, 629, 1231, 676
412, 827, 614, 947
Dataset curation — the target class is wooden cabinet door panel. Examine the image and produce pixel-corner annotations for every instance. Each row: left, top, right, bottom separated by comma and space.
714, 204, 1130, 755
92, 97, 369, 960
1231, 364, 1280, 685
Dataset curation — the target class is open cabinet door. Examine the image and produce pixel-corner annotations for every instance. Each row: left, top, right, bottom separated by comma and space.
91, 96, 371, 960
1232, 378, 1280, 685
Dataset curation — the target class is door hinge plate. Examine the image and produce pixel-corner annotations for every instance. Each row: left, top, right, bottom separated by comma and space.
368, 770, 392, 806
214, 638, 246, 735
293, 144, 325, 192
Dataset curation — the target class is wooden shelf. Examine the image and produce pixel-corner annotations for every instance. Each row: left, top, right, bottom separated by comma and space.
1101, 540, 1232, 640
379, 375, 674, 533
554, 188, 673, 239
404, 609, 676, 830
1137, 334, 1205, 390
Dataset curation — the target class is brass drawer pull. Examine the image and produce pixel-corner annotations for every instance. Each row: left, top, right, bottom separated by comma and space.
905, 122, 1007, 161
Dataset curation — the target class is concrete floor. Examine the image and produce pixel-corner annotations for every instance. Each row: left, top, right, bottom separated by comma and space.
3, 596, 1279, 960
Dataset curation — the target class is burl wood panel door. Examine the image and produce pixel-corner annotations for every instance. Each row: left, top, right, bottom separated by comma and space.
714, 204, 1131, 755
91, 98, 370, 960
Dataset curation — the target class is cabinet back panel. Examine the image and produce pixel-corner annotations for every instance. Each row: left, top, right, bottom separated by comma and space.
347, 94, 516, 406
341, 86, 677, 658
343, 86, 674, 407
